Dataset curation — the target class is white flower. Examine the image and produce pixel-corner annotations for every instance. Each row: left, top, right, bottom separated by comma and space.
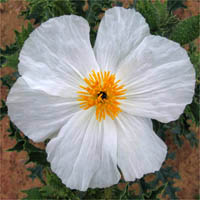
7, 7, 195, 191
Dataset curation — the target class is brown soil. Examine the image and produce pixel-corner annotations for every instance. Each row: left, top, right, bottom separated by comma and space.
0, 0, 199, 199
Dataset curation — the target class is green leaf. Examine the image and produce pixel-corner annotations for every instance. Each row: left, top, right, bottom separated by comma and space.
167, 0, 187, 13
25, 151, 49, 166
15, 23, 34, 49
85, 0, 113, 46
119, 183, 129, 200
136, 0, 179, 36
189, 101, 199, 125
8, 121, 22, 141
0, 44, 18, 68
166, 152, 176, 160
174, 133, 184, 147
0, 72, 19, 89
0, 23, 33, 70
0, 44, 18, 56
39, 185, 56, 197
170, 15, 200, 45
22, 187, 42, 200
42, 169, 79, 199
27, 165, 45, 184
24, 140, 50, 166
23, 140, 44, 153
2, 51, 19, 69
177, 110, 199, 147
184, 131, 199, 147
0, 100, 7, 120
158, 168, 181, 199
146, 167, 181, 199
161, 167, 181, 180
136, 0, 157, 32
194, 194, 200, 200
143, 183, 167, 200
188, 43, 200, 119
164, 181, 181, 199
7, 140, 25, 152
104, 187, 113, 200
0, 56, 6, 67
21, 0, 76, 24
83, 188, 106, 200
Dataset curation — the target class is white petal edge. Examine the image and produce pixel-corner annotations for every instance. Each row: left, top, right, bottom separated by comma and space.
94, 7, 150, 72
116, 112, 167, 181
46, 109, 120, 191
19, 15, 99, 98
6, 77, 80, 142
117, 35, 196, 123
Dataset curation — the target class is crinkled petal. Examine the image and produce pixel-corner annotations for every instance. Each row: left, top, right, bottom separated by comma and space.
94, 7, 150, 72
116, 112, 167, 181
90, 117, 121, 188
19, 15, 99, 98
117, 35, 195, 123
6, 78, 80, 142
46, 109, 120, 191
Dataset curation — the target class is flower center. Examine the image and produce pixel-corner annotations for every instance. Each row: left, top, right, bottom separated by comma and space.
77, 70, 126, 121
97, 91, 107, 100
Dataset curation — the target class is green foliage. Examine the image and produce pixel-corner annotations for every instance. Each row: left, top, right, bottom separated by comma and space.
22, 169, 79, 200
136, 0, 158, 31
135, 165, 181, 200
7, 140, 25, 152
7, 120, 49, 167
8, 120, 22, 140
145, 183, 167, 200
85, 0, 113, 46
173, 115, 198, 147
22, 187, 43, 200
136, 0, 179, 36
27, 165, 45, 184
153, 112, 199, 148
0, 44, 18, 68
1, 23, 34, 69
107, 182, 167, 200
21, 151, 180, 200
170, 15, 200, 45
15, 23, 34, 49
167, 0, 187, 13
21, 0, 76, 24
158, 167, 181, 198
194, 194, 200, 200
0, 71, 19, 89
0, 100, 7, 120
188, 42, 200, 104
2, 52, 19, 69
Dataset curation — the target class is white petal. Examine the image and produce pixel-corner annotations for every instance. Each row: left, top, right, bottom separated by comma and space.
117, 35, 195, 123
46, 109, 120, 191
19, 15, 99, 98
116, 112, 167, 181
94, 7, 150, 72
6, 78, 80, 142
90, 117, 121, 188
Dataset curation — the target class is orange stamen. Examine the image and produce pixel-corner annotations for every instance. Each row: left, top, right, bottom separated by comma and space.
77, 70, 126, 121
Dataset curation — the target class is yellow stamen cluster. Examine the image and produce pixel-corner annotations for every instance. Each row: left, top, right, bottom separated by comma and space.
77, 70, 126, 121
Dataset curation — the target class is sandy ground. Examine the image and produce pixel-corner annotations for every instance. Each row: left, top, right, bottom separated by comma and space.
0, 0, 199, 199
